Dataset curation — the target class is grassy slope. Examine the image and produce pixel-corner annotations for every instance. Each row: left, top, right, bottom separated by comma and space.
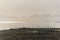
0, 28, 59, 40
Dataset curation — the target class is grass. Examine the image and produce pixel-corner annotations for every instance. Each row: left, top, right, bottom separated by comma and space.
0, 28, 59, 40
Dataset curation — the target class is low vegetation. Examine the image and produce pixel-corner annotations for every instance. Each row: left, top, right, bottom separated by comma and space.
0, 28, 59, 40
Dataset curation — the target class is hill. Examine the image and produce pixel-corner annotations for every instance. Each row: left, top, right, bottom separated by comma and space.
0, 28, 60, 40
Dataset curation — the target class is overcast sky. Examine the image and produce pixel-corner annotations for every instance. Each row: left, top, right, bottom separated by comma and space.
0, 0, 60, 29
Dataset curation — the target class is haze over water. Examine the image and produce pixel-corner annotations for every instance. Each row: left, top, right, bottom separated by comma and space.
0, 0, 60, 30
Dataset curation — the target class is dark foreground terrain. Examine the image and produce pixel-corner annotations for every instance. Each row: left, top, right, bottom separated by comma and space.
0, 28, 60, 40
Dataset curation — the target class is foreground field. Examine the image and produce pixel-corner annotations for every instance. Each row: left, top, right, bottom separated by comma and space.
0, 28, 60, 40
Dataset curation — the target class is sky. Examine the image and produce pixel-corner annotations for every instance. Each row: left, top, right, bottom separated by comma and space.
0, 0, 60, 29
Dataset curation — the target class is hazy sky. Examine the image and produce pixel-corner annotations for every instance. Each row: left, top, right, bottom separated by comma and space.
0, 0, 60, 29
